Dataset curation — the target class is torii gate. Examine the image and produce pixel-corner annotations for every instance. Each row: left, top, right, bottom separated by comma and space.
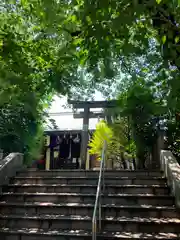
68, 100, 118, 169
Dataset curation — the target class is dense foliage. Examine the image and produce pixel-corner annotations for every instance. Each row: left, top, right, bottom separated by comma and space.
117, 79, 158, 168
89, 119, 136, 169
0, 0, 84, 161
1, 0, 180, 163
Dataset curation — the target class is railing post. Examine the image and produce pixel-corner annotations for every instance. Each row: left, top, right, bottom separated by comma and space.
92, 218, 96, 240
99, 188, 101, 231
103, 141, 107, 191
92, 140, 106, 240
102, 162, 104, 192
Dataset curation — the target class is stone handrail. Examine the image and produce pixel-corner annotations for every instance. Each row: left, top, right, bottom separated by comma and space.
160, 150, 180, 208
0, 153, 24, 190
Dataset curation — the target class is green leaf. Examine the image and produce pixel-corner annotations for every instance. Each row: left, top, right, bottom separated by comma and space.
73, 38, 83, 45
162, 35, 167, 44
71, 15, 77, 22
175, 36, 179, 43
156, 0, 162, 4
20, 0, 28, 6
86, 16, 92, 24
141, 68, 149, 73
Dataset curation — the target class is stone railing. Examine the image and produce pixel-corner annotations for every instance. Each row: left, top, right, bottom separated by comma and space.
0, 153, 24, 192
160, 150, 180, 208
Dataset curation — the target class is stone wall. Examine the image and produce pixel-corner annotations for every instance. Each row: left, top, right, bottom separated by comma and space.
160, 150, 180, 208
0, 153, 24, 192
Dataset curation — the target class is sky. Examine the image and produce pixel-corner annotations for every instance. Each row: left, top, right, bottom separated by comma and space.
47, 91, 105, 130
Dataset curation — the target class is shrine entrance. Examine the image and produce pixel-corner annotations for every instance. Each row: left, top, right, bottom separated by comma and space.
44, 130, 83, 170
43, 100, 119, 170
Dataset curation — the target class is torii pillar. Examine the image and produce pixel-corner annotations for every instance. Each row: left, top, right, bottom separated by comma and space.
81, 106, 89, 169
74, 110, 105, 169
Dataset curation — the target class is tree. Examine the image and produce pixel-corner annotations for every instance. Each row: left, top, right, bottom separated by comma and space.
1, 0, 180, 164
73, 0, 180, 69
0, 0, 94, 161
117, 78, 162, 168
1, 0, 178, 99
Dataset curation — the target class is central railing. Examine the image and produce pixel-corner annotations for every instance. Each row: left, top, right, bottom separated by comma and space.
92, 141, 107, 240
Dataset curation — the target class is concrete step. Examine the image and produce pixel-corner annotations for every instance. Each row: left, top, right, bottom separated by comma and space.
0, 192, 174, 206
0, 214, 92, 231
0, 169, 178, 240
0, 202, 178, 218
12, 176, 166, 185
0, 228, 179, 240
3, 184, 169, 195
0, 214, 180, 233
101, 231, 180, 239
18, 169, 163, 178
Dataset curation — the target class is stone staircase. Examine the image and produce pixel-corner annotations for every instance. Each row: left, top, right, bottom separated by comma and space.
0, 169, 179, 239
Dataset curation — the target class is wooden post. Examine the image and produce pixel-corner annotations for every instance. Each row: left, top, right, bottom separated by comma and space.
45, 135, 50, 170
86, 149, 90, 170
80, 107, 89, 169
45, 148, 50, 170
105, 115, 112, 125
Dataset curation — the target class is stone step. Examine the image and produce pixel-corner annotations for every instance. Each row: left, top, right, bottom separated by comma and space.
4, 184, 169, 195
12, 176, 166, 185
101, 232, 180, 240
0, 202, 178, 218
0, 193, 174, 206
0, 228, 179, 240
0, 214, 180, 233
18, 169, 163, 177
